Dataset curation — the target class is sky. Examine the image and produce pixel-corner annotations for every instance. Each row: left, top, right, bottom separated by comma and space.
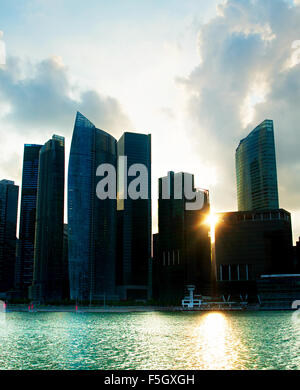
0, 0, 300, 243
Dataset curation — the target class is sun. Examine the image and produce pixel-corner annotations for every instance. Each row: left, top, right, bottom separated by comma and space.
204, 212, 220, 229
204, 210, 220, 244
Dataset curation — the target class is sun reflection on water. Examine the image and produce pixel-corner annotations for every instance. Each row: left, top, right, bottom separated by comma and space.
192, 312, 244, 370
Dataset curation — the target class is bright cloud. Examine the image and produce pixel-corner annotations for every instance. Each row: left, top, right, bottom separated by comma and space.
180, 0, 300, 242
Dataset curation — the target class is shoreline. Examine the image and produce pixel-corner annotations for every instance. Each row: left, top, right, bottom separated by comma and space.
4, 304, 296, 313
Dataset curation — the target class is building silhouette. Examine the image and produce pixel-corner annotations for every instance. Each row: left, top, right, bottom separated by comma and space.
15, 144, 42, 296
30, 135, 65, 302
236, 119, 279, 211
153, 172, 211, 303
295, 237, 300, 272
257, 274, 300, 309
0, 180, 19, 294
215, 209, 293, 296
116, 132, 151, 300
62, 224, 70, 300
68, 112, 118, 302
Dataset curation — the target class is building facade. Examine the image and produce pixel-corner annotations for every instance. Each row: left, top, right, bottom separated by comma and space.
295, 238, 300, 272
116, 132, 151, 300
0, 180, 19, 293
62, 224, 70, 300
153, 172, 211, 303
236, 119, 279, 211
257, 274, 300, 309
68, 112, 118, 302
15, 144, 42, 296
30, 135, 65, 302
215, 209, 294, 295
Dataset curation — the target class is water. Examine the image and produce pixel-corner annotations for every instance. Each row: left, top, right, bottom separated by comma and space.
0, 311, 300, 370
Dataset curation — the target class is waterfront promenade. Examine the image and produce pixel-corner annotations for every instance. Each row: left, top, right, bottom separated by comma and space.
4, 303, 285, 313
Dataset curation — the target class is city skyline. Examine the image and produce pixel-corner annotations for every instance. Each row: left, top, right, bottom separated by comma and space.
1, 0, 300, 243
2, 0, 300, 376
1, 112, 299, 244
2, 110, 296, 304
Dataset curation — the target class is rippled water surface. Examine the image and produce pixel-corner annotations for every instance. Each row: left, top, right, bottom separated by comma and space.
0, 311, 300, 369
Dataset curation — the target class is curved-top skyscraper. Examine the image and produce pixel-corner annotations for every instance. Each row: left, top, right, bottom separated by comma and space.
236, 119, 279, 211
68, 112, 117, 302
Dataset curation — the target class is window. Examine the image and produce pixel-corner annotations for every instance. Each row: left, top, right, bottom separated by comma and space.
231, 265, 238, 281
222, 265, 229, 281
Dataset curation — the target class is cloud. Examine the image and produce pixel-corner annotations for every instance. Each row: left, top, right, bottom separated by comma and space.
0, 55, 131, 137
159, 106, 176, 120
180, 0, 300, 239
254, 63, 300, 210
0, 54, 132, 201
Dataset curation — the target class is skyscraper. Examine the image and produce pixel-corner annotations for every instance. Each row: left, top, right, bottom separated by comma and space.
30, 135, 65, 302
116, 132, 151, 300
68, 112, 118, 302
236, 119, 279, 211
153, 172, 211, 303
15, 144, 42, 296
0, 180, 19, 293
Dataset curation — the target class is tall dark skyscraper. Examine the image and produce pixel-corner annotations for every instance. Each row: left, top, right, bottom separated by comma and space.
153, 172, 211, 303
30, 135, 65, 302
15, 144, 42, 296
68, 112, 118, 302
116, 132, 151, 300
0, 180, 19, 293
236, 119, 279, 211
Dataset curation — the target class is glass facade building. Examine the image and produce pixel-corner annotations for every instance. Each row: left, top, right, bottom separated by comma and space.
236, 119, 279, 211
68, 112, 118, 302
116, 132, 151, 300
0, 180, 19, 293
30, 135, 65, 302
15, 144, 42, 295
153, 172, 211, 303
